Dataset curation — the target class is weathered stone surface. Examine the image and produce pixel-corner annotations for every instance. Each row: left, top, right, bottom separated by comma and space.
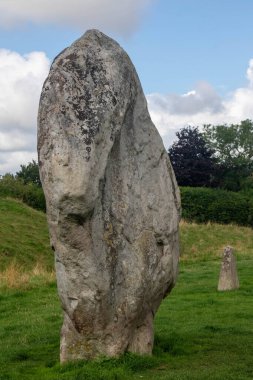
218, 246, 239, 291
38, 29, 180, 362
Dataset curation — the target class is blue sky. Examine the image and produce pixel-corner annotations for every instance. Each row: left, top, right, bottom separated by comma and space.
1, 0, 253, 174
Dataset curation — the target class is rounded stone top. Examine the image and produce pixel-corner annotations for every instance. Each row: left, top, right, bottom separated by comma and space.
74, 29, 120, 50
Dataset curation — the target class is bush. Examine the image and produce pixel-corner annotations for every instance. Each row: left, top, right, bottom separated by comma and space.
181, 186, 253, 226
0, 175, 46, 212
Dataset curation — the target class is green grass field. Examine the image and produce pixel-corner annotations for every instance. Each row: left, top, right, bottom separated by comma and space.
1, 198, 253, 380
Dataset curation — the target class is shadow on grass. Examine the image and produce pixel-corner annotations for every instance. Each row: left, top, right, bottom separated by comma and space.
47, 353, 161, 380
45, 334, 191, 380
154, 332, 190, 356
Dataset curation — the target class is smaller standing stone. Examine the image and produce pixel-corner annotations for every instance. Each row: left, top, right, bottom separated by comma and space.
218, 246, 239, 291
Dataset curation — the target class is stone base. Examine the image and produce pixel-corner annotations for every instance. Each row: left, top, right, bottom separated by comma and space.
60, 312, 154, 362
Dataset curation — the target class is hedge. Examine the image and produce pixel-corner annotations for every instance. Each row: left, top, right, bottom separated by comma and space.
0, 175, 46, 212
181, 186, 253, 227
1, 175, 253, 227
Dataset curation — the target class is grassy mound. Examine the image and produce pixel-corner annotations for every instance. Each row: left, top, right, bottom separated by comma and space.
180, 219, 253, 261
0, 198, 53, 288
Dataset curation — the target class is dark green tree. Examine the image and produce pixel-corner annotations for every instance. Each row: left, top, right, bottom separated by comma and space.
16, 160, 41, 187
168, 126, 216, 187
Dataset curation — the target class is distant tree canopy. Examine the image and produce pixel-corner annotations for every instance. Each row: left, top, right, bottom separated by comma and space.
203, 119, 253, 168
203, 120, 253, 191
168, 126, 216, 187
16, 160, 41, 187
169, 120, 253, 192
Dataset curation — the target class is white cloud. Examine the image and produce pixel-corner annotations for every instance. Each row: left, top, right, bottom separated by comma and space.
0, 129, 36, 152
147, 60, 253, 149
0, 49, 50, 174
246, 58, 253, 86
0, 0, 154, 35
1, 47, 253, 174
149, 82, 224, 116
0, 151, 37, 175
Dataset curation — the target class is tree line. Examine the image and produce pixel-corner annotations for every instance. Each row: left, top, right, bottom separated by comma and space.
168, 119, 253, 192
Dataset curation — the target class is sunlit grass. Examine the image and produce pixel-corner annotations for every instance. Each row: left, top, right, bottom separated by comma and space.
180, 219, 253, 261
0, 197, 53, 272
0, 261, 55, 289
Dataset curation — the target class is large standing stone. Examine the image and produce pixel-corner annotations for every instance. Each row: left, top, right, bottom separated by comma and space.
38, 29, 180, 362
218, 246, 239, 291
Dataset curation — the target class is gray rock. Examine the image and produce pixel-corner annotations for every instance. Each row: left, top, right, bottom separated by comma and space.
38, 29, 180, 362
218, 246, 239, 291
